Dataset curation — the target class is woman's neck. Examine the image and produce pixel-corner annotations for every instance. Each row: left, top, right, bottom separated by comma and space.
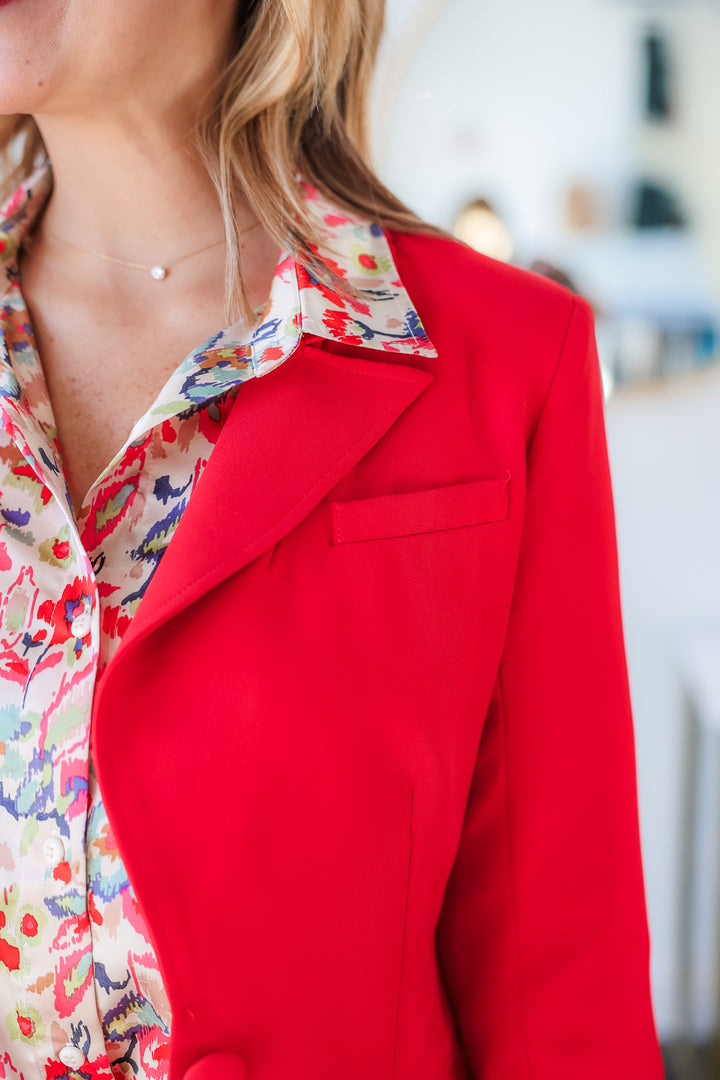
32, 113, 230, 265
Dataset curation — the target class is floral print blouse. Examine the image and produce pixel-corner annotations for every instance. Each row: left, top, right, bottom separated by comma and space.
0, 163, 435, 1080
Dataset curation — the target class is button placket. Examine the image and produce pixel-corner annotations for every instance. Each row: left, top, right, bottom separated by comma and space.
0, 261, 124, 1078
5, 509, 105, 1067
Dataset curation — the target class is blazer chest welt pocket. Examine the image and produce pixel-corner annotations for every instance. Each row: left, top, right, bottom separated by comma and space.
331, 475, 510, 545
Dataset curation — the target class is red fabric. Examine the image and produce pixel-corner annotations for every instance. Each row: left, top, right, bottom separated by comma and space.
332, 475, 509, 544
182, 1054, 246, 1080
91, 233, 663, 1080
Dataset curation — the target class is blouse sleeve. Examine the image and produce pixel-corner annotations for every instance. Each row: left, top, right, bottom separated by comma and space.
435, 296, 664, 1079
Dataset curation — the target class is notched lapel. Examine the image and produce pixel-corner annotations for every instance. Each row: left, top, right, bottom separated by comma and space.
118, 338, 434, 648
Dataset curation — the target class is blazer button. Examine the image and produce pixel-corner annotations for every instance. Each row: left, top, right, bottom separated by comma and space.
183, 1052, 247, 1080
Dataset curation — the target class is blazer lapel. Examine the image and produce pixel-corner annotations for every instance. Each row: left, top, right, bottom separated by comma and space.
116, 337, 433, 649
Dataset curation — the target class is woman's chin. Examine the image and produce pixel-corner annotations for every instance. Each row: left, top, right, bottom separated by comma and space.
0, 0, 65, 108
0, 49, 61, 118
0, 79, 55, 117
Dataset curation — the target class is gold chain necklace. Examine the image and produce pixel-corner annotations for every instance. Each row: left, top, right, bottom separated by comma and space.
42, 219, 260, 281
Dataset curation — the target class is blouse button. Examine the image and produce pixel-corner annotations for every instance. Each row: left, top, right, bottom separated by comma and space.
58, 1044, 85, 1069
70, 611, 92, 638
42, 835, 65, 866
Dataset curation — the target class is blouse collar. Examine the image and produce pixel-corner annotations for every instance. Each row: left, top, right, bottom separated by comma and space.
0, 160, 437, 375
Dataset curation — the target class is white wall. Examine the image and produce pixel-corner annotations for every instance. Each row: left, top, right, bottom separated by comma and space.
377, 0, 642, 247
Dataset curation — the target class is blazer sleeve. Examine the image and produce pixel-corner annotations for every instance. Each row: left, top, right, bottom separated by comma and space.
435, 296, 664, 1079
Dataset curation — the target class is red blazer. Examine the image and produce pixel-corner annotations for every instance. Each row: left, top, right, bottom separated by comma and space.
92, 232, 663, 1080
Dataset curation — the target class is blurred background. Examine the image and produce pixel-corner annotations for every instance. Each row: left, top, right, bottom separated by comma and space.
371, 0, 720, 1076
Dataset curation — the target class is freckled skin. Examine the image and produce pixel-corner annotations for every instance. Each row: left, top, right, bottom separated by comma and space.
0, 0, 238, 119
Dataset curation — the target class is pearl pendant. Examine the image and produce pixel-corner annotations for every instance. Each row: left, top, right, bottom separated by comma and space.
150, 265, 168, 281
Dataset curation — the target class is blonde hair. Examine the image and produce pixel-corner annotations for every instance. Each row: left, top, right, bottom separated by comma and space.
0, 0, 438, 321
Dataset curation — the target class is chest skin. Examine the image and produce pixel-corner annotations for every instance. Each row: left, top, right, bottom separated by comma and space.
16, 230, 280, 516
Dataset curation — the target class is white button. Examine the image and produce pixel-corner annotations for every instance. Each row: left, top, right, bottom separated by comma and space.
42, 835, 65, 866
58, 1044, 85, 1069
70, 610, 92, 638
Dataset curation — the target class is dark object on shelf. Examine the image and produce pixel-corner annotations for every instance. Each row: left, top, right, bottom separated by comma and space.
644, 29, 672, 121
632, 181, 686, 229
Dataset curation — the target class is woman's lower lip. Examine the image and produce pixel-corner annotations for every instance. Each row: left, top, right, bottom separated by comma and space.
0, 0, 20, 7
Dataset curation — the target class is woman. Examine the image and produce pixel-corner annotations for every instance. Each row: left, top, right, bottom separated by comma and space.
0, 1, 663, 1078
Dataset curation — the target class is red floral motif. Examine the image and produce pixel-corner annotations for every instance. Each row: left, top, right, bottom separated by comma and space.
358, 252, 378, 271
43, 1056, 109, 1080
16, 1012, 32, 1038
322, 212, 352, 228
295, 262, 345, 308
80, 472, 141, 551
20, 913, 38, 937
52, 539, 71, 561
295, 262, 372, 318
88, 891, 103, 927
133, 1026, 172, 1079
11, 462, 52, 507
160, 420, 176, 443
0, 1048, 24, 1078
101, 603, 132, 643
37, 578, 93, 649
0, 936, 20, 971
5, 656, 29, 674
52, 928, 93, 1018
321, 308, 364, 346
